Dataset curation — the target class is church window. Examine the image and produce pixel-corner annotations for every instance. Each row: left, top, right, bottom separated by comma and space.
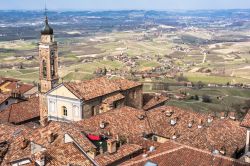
62, 106, 67, 116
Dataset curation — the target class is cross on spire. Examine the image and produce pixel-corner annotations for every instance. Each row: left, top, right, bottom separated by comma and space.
44, 0, 48, 18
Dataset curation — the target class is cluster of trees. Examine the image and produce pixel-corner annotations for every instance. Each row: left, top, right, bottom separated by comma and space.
189, 94, 212, 103
202, 95, 212, 103
232, 100, 250, 120
189, 95, 199, 100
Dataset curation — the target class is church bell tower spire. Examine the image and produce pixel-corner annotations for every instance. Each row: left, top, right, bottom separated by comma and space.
39, 5, 59, 126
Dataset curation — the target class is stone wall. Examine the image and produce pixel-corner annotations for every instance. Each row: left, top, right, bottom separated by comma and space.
121, 86, 143, 109
83, 98, 102, 119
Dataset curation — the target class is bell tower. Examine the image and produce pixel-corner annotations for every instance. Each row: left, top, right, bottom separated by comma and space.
39, 15, 59, 126
39, 16, 59, 93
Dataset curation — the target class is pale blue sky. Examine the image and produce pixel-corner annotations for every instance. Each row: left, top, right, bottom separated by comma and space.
1, 0, 250, 10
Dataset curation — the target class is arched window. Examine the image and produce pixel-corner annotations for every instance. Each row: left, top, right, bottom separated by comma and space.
73, 106, 80, 117
42, 60, 47, 78
62, 106, 67, 116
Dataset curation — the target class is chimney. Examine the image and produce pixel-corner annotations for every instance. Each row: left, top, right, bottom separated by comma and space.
100, 121, 106, 129
16, 82, 20, 89
138, 114, 145, 120
170, 117, 178, 126
88, 148, 97, 159
166, 110, 174, 117
107, 139, 117, 154
198, 119, 203, 128
47, 131, 55, 143
21, 138, 29, 149
149, 146, 155, 152
220, 112, 226, 119
172, 132, 177, 140
127, 137, 130, 144
188, 120, 194, 128
219, 146, 226, 156
99, 146, 104, 155
229, 112, 236, 120
35, 151, 46, 166
116, 135, 120, 142
207, 115, 213, 123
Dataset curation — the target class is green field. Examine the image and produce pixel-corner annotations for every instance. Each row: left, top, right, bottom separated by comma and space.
183, 72, 250, 84
166, 87, 250, 118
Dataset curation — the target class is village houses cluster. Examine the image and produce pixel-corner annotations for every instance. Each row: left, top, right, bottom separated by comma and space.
0, 16, 250, 166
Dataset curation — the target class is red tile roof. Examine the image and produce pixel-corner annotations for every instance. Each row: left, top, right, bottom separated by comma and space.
112, 79, 142, 90
2, 122, 95, 165
0, 97, 39, 124
146, 106, 246, 157
64, 77, 122, 100
46, 143, 93, 166
0, 77, 19, 84
241, 110, 250, 128
143, 94, 168, 111
0, 93, 11, 105
5, 82, 34, 94
64, 77, 142, 101
96, 144, 143, 166
76, 106, 152, 144
77, 105, 246, 158
102, 93, 125, 104
122, 140, 248, 166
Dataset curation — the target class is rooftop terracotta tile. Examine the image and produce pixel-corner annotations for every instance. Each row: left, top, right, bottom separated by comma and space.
5, 82, 34, 94
1, 121, 96, 165
95, 144, 143, 166
143, 94, 168, 111
0, 93, 11, 105
102, 93, 125, 104
0, 97, 39, 124
146, 106, 246, 157
64, 77, 141, 101
122, 140, 248, 166
112, 79, 142, 91
241, 110, 250, 128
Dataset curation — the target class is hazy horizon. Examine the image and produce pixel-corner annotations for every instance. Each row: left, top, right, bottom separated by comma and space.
1, 0, 250, 11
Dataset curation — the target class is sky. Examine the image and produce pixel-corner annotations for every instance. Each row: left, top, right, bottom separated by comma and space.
1, 0, 250, 10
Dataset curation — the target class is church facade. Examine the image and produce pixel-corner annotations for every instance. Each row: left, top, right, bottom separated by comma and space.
38, 16, 143, 123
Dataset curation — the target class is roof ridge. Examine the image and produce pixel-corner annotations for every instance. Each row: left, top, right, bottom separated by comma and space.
125, 146, 184, 165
